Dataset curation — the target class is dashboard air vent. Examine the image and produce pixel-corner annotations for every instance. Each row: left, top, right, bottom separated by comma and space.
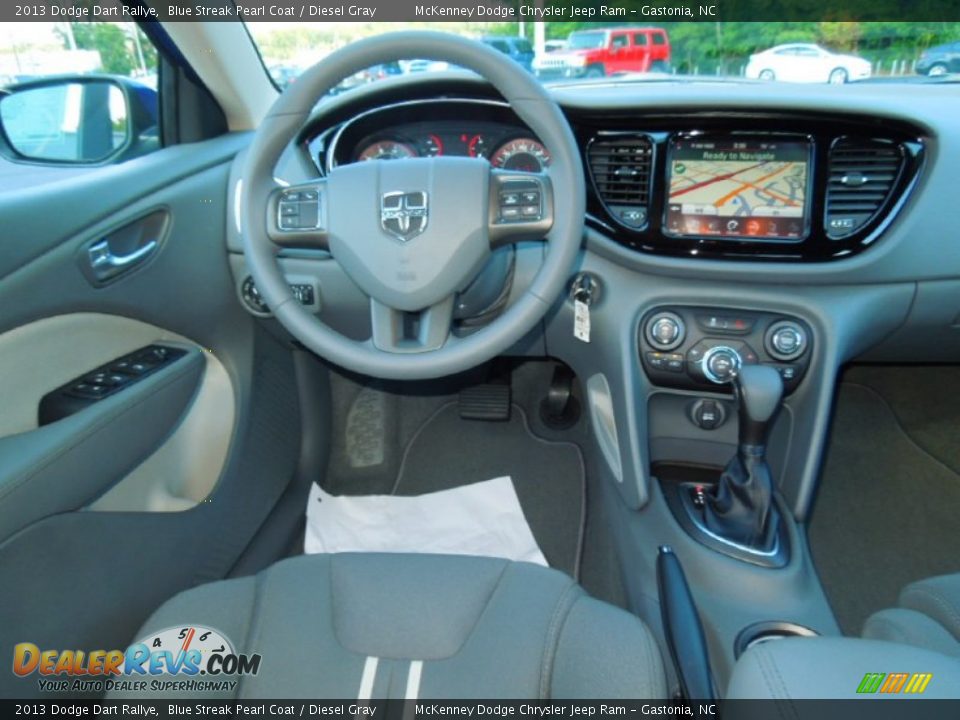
588, 135, 653, 229
825, 138, 905, 239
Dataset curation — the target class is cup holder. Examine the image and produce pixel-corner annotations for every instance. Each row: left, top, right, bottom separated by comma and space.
734, 621, 819, 659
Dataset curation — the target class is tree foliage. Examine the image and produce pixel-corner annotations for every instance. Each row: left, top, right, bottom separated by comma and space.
54, 23, 157, 76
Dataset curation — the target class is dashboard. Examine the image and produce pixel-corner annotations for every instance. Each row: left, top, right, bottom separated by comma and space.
230, 74, 959, 542
303, 90, 925, 264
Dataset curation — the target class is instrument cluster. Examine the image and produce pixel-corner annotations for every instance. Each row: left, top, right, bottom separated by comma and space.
351, 122, 551, 172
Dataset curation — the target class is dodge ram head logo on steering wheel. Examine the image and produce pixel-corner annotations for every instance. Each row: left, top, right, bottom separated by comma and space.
380, 190, 429, 241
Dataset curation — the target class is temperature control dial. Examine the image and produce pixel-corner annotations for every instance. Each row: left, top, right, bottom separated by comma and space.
765, 320, 807, 361
645, 311, 686, 351
700, 346, 742, 384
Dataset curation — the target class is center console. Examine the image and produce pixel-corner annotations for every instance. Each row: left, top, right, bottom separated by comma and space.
639, 305, 814, 568
633, 305, 836, 693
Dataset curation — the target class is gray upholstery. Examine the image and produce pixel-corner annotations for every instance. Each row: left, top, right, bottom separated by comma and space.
111, 553, 665, 699
727, 637, 960, 699
863, 572, 960, 657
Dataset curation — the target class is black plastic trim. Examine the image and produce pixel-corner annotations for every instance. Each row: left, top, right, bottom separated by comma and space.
572, 111, 926, 262
38, 345, 188, 425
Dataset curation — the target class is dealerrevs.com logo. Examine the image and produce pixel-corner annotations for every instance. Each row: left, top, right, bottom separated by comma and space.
12, 625, 261, 694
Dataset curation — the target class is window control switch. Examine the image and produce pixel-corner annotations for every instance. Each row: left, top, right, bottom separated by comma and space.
40, 344, 187, 425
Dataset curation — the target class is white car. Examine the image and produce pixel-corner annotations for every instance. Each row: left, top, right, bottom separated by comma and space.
745, 43, 872, 84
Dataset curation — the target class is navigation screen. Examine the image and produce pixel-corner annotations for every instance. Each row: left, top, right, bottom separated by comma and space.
664, 136, 811, 241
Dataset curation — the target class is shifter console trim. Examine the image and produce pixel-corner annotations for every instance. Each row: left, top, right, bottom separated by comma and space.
656, 464, 791, 568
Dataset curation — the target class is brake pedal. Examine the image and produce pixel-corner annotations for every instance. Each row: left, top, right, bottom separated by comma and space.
459, 383, 511, 421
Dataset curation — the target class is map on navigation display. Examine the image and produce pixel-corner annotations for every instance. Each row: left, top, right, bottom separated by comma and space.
664, 138, 810, 240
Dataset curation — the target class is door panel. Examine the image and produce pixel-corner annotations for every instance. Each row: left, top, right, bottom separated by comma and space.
0, 133, 249, 278
0, 313, 197, 438
0, 135, 309, 698
0, 343, 203, 540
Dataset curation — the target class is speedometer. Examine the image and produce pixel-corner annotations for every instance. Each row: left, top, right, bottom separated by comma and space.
490, 138, 551, 172
357, 140, 417, 161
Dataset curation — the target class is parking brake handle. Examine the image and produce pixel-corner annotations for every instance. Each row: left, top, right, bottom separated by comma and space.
656, 545, 715, 700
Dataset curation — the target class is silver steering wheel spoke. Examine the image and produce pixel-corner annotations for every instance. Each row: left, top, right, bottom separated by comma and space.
370, 295, 456, 354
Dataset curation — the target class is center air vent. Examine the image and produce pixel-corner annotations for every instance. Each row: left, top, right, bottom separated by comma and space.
825, 137, 905, 239
588, 135, 653, 229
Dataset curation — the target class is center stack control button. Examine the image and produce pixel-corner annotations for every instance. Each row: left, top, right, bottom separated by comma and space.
765, 320, 808, 361
690, 399, 726, 430
645, 311, 686, 352
700, 346, 742, 384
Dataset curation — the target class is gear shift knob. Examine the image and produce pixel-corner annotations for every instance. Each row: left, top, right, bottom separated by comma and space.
733, 365, 784, 449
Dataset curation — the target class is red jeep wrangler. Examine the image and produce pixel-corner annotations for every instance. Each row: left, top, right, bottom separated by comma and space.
534, 27, 671, 80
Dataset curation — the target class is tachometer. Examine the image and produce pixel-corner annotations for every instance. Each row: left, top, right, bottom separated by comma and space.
490, 138, 551, 172
357, 140, 417, 161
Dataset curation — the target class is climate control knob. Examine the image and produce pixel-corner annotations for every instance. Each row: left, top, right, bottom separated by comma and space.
645, 311, 685, 351
700, 346, 742, 384
765, 320, 807, 361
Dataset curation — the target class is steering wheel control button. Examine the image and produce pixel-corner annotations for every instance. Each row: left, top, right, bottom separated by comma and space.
701, 345, 742, 384
497, 180, 543, 223
645, 311, 685, 351
277, 185, 324, 232
765, 320, 807, 361
691, 399, 726, 430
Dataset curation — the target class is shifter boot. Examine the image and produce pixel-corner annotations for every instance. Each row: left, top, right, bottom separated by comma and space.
702, 365, 784, 550
704, 446, 775, 547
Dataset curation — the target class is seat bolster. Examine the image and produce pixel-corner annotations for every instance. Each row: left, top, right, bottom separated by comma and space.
108, 576, 259, 699
128, 575, 259, 653
863, 608, 960, 658
900, 573, 960, 642
549, 595, 666, 699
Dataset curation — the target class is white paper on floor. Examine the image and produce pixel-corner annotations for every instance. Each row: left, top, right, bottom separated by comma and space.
305, 476, 547, 566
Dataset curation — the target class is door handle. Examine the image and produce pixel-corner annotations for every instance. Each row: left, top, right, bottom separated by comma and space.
87, 239, 157, 282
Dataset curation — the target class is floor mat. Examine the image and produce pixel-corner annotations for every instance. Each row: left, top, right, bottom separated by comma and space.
391, 402, 585, 578
809, 382, 960, 635
305, 477, 547, 565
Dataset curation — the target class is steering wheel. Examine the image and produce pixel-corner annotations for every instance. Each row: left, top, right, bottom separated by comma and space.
241, 32, 585, 380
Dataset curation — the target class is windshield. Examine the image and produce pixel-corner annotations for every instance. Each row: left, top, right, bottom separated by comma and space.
567, 32, 607, 51
245, 21, 960, 92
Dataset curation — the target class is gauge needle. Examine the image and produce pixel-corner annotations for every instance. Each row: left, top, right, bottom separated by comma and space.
180, 627, 196, 653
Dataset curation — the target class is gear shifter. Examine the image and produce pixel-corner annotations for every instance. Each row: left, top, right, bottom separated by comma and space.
703, 365, 784, 549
